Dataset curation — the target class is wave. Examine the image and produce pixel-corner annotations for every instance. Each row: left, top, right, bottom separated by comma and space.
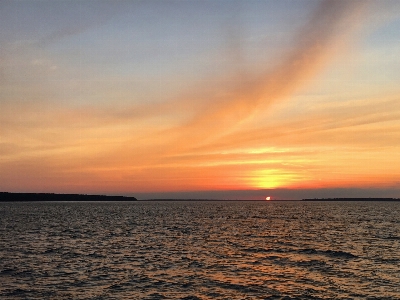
298, 249, 358, 259
244, 247, 358, 259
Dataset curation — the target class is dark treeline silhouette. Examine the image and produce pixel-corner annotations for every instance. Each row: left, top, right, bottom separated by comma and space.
0, 192, 137, 202
302, 198, 399, 201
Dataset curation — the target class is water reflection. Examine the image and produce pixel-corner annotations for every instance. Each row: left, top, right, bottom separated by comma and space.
0, 201, 399, 299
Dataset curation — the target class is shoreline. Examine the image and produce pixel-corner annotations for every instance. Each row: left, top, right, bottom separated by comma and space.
302, 198, 399, 201
0, 192, 137, 202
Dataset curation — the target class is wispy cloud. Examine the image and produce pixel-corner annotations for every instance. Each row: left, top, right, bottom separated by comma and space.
150, 0, 370, 152
0, 0, 372, 161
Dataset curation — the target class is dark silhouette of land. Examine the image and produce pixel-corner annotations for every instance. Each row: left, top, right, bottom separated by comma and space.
302, 198, 399, 201
0, 192, 137, 202
2, 193, 398, 202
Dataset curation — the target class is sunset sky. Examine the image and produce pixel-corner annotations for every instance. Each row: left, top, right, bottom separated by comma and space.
1, 0, 400, 200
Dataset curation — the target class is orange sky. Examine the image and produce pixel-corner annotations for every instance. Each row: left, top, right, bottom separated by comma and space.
1, 0, 400, 199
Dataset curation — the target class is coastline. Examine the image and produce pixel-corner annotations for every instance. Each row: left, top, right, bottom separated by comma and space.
0, 192, 137, 202
302, 198, 399, 201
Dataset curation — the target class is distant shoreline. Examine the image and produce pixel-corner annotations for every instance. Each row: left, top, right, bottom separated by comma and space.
302, 198, 399, 201
0, 192, 137, 202
1, 192, 399, 202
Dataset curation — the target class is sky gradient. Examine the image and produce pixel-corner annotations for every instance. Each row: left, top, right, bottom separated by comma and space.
1, 0, 400, 200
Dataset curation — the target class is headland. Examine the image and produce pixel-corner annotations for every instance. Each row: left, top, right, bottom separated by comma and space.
0, 192, 137, 202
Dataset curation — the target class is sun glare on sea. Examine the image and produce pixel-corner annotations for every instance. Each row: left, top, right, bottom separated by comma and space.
266, 196, 271, 201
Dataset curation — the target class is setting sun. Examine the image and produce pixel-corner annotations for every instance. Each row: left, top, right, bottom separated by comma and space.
266, 197, 271, 201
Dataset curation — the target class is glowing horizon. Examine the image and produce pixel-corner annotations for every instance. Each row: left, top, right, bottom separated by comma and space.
1, 0, 400, 200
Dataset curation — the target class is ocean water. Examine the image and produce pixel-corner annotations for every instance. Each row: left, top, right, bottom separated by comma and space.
0, 201, 399, 300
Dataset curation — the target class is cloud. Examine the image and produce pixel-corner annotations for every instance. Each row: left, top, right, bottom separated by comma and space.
5, 0, 370, 163
38, 0, 367, 139
149, 0, 369, 150
1, 0, 368, 130
194, 95, 400, 153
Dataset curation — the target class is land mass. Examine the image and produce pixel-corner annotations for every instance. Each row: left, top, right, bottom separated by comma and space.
302, 198, 399, 201
0, 192, 137, 202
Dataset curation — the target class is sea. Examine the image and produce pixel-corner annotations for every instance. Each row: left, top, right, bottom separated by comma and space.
0, 201, 399, 299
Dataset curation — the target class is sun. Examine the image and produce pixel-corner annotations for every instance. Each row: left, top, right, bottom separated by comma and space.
265, 196, 271, 201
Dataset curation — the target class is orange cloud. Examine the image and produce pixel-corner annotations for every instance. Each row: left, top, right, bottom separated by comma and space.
143, 0, 370, 157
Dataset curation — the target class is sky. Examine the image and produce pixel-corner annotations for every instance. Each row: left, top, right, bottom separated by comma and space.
1, 0, 400, 200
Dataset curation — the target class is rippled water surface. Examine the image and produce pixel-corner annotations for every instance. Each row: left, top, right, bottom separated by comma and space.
1, 201, 400, 299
